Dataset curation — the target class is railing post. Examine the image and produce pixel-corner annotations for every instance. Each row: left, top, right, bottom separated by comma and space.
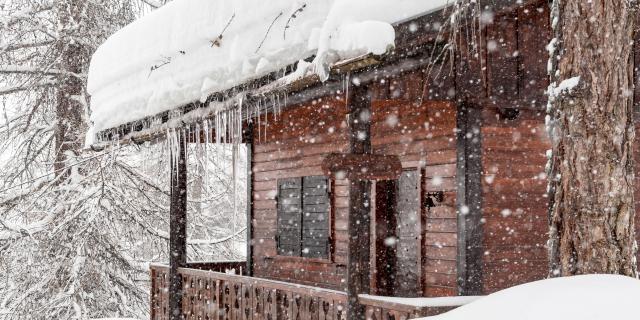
169, 130, 188, 320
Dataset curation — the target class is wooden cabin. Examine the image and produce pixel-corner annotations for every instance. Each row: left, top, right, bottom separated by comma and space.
87, 0, 640, 319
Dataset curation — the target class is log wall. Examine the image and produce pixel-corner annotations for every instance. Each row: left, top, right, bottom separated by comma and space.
369, 89, 458, 297
251, 96, 350, 290
248, 0, 640, 298
480, 108, 550, 293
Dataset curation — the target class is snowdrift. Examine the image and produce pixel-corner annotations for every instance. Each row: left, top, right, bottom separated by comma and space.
419, 275, 640, 320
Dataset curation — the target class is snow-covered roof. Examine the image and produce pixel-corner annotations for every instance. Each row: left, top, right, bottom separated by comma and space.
86, 0, 451, 141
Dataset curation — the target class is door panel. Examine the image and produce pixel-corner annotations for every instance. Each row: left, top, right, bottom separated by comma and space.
394, 170, 421, 297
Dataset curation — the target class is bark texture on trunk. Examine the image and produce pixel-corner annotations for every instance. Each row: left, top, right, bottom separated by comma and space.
548, 0, 638, 277
54, 0, 87, 177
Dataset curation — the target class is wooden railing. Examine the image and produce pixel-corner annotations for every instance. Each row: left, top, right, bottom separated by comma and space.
185, 261, 246, 274
150, 264, 347, 320
359, 294, 481, 320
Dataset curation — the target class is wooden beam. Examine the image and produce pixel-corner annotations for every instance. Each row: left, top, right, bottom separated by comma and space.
455, 103, 484, 295
322, 153, 402, 180
243, 123, 254, 276
169, 130, 188, 320
346, 84, 372, 320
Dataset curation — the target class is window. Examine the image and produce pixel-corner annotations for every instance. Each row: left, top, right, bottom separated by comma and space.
276, 176, 331, 259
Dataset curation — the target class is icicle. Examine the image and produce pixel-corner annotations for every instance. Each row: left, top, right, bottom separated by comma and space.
264, 97, 268, 141
257, 99, 262, 143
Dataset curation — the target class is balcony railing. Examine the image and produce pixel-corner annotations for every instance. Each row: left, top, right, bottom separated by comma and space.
359, 294, 482, 320
150, 264, 348, 320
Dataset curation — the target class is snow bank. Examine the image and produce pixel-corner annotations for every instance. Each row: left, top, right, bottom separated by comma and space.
418, 275, 640, 320
87, 0, 450, 137
358, 294, 481, 308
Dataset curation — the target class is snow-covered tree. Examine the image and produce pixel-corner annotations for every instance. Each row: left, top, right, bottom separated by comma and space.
0, 0, 245, 318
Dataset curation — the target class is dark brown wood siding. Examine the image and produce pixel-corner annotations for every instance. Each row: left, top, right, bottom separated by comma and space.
480, 108, 550, 293
251, 96, 349, 290
248, 0, 640, 297
370, 98, 458, 297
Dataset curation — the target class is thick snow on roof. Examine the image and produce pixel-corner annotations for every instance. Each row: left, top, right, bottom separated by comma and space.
86, 0, 450, 138
419, 275, 640, 320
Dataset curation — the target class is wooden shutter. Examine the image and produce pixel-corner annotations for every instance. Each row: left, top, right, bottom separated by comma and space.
277, 178, 302, 256
301, 176, 330, 258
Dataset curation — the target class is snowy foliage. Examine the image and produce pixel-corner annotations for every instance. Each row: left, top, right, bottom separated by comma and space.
0, 0, 245, 319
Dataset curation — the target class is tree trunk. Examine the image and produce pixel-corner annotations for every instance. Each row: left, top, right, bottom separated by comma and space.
54, 0, 87, 178
548, 0, 638, 277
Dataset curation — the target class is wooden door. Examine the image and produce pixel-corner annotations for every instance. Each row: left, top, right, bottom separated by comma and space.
373, 180, 397, 296
372, 170, 422, 297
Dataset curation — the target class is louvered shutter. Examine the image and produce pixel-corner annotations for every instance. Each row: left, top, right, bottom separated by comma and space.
277, 178, 302, 256
301, 176, 330, 258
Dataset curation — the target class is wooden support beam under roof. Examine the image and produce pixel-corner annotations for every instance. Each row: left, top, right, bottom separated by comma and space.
345, 83, 373, 320
168, 130, 188, 320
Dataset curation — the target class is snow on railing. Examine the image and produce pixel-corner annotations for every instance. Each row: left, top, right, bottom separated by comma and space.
358, 294, 483, 319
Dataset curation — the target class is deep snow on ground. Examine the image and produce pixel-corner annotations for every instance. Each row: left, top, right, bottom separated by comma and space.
419, 274, 640, 320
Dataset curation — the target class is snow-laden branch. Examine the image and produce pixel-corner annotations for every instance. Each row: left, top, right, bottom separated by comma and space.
0, 65, 64, 75
0, 40, 54, 53
1, 3, 53, 27
139, 0, 163, 9
0, 81, 56, 96
0, 211, 57, 241
188, 227, 247, 245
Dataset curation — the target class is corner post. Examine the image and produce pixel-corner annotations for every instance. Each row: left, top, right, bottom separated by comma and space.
346, 83, 372, 320
455, 103, 484, 295
169, 130, 188, 320
243, 122, 255, 276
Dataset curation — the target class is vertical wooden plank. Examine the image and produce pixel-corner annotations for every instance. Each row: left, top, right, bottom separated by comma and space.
234, 283, 242, 320
169, 130, 188, 320
455, 103, 484, 295
487, 13, 520, 107
242, 283, 253, 320
267, 289, 277, 320
222, 282, 231, 320
346, 84, 372, 320
394, 170, 420, 297
373, 181, 397, 297
418, 168, 427, 297
215, 279, 222, 320
369, 181, 377, 294
518, 3, 550, 108
252, 286, 262, 320
243, 122, 255, 276
318, 299, 331, 320
150, 268, 157, 320
204, 279, 213, 320
308, 296, 319, 320
334, 300, 346, 320
456, 27, 486, 101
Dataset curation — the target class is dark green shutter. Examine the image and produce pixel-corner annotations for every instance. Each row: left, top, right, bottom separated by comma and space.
301, 176, 330, 258
277, 178, 302, 256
